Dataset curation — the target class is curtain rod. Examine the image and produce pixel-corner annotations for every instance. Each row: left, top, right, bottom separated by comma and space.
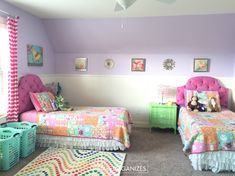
0, 9, 19, 19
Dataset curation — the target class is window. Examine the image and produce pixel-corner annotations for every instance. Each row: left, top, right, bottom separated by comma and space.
0, 16, 10, 117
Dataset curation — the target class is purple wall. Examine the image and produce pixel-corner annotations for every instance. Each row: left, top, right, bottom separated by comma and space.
44, 15, 235, 54
43, 15, 235, 76
234, 56, 235, 76
0, 1, 55, 75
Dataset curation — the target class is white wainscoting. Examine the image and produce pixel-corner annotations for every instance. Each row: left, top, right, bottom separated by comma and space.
39, 74, 235, 128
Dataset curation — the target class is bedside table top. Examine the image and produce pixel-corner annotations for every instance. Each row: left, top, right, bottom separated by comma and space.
150, 103, 177, 107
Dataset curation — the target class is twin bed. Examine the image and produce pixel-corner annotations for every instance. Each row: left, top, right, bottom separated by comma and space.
176, 76, 235, 173
18, 74, 132, 151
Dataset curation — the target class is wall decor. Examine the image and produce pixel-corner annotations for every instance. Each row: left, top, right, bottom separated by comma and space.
75, 58, 88, 72
104, 59, 115, 69
27, 44, 43, 66
193, 58, 209, 72
163, 59, 175, 70
131, 58, 146, 72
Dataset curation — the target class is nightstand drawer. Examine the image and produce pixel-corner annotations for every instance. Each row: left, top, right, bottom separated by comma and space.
151, 108, 166, 113
152, 110, 168, 118
151, 117, 173, 125
151, 109, 175, 119
151, 114, 172, 122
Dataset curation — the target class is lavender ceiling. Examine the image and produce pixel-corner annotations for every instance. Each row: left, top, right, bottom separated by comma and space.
43, 14, 235, 54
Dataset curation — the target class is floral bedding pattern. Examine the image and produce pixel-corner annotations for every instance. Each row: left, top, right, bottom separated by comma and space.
35, 107, 132, 148
178, 107, 235, 154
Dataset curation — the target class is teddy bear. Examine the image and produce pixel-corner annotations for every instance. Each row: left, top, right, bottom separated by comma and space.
198, 103, 207, 112
187, 96, 199, 111
207, 97, 220, 112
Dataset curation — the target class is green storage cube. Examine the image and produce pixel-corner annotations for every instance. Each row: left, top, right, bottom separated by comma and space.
0, 127, 21, 170
149, 103, 177, 133
6, 122, 37, 158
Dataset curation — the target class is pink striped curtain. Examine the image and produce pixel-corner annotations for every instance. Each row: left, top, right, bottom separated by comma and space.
6, 17, 19, 122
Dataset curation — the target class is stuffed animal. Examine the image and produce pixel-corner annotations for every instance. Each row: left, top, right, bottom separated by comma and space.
187, 96, 199, 111
207, 97, 220, 112
198, 103, 207, 112
55, 95, 73, 111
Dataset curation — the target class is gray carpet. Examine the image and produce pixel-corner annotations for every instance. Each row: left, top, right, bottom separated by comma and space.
0, 128, 234, 176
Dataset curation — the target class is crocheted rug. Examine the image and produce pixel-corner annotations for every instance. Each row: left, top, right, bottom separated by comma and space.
15, 148, 126, 176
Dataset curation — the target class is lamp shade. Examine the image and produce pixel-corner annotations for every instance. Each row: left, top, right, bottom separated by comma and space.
157, 85, 176, 104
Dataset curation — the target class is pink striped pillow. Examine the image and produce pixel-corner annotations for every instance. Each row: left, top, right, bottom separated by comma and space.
29, 92, 55, 112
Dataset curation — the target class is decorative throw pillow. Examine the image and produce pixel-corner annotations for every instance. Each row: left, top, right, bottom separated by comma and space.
185, 90, 196, 107
47, 92, 58, 111
29, 92, 42, 112
29, 92, 55, 112
205, 91, 221, 112
185, 90, 221, 112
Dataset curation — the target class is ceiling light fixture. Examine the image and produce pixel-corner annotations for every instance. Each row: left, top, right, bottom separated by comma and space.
115, 0, 176, 11
115, 0, 137, 11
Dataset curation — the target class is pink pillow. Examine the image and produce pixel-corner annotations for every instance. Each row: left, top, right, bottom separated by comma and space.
185, 90, 221, 112
29, 92, 55, 112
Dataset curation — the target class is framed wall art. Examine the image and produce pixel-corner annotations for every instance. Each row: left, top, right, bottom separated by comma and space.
27, 44, 43, 66
193, 58, 209, 72
75, 58, 88, 72
131, 58, 146, 72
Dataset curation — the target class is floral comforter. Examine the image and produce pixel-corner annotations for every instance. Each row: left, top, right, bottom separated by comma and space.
35, 107, 132, 148
178, 107, 235, 154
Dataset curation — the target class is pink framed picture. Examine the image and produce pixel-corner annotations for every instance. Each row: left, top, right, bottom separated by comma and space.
131, 58, 146, 72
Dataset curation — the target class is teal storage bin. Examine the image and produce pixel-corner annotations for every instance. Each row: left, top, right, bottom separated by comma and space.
0, 127, 21, 170
6, 122, 37, 158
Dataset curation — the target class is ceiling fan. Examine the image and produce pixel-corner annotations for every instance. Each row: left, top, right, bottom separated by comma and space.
115, 0, 176, 11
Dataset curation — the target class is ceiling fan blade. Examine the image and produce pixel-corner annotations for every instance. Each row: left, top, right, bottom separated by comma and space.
156, 0, 176, 4
115, 0, 137, 11
115, 3, 125, 11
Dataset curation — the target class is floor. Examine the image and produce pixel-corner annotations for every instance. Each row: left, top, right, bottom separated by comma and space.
0, 128, 234, 176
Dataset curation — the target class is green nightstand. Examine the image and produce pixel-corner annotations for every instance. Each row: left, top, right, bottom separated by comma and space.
149, 103, 177, 134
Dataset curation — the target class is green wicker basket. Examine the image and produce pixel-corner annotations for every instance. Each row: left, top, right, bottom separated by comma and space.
6, 122, 37, 158
0, 127, 21, 170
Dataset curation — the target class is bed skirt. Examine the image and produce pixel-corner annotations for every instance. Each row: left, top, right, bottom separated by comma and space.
36, 134, 125, 151
189, 151, 235, 173
178, 127, 235, 173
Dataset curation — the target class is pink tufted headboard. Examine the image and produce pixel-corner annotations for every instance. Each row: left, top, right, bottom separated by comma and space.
176, 76, 228, 108
18, 74, 48, 114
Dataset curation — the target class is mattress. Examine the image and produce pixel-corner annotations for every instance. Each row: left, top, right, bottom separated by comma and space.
178, 107, 235, 154
20, 106, 132, 149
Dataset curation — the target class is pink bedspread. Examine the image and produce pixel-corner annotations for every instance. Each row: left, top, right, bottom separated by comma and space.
20, 107, 132, 148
